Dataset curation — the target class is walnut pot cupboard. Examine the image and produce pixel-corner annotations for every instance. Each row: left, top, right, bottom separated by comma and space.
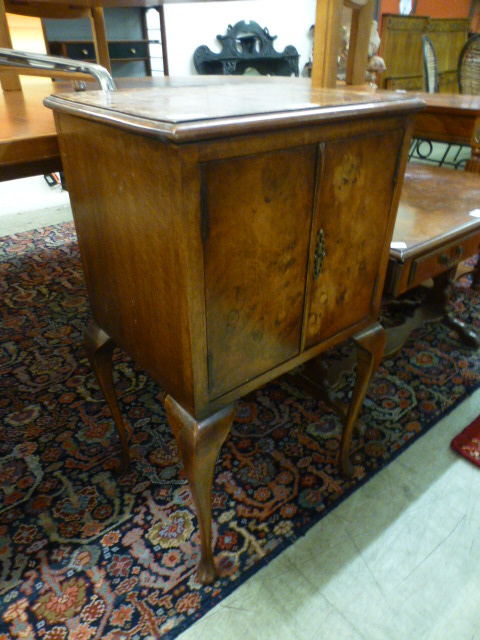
45, 77, 422, 584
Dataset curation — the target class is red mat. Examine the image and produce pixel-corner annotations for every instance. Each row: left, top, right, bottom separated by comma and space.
451, 416, 480, 467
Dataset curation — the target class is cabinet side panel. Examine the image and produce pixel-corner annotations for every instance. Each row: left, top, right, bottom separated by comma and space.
306, 129, 403, 347
56, 113, 193, 408
203, 146, 317, 399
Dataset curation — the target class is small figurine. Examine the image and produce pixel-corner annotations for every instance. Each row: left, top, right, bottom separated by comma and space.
338, 18, 386, 86
302, 17, 386, 87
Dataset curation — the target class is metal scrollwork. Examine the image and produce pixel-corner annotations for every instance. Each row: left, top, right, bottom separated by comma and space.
313, 229, 326, 280
409, 137, 470, 170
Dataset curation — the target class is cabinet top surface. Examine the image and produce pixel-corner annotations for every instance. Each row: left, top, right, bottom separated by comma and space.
411, 91, 480, 115
45, 77, 423, 142
391, 164, 480, 259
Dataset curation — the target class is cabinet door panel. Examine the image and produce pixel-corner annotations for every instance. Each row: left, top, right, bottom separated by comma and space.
203, 146, 317, 399
305, 130, 403, 347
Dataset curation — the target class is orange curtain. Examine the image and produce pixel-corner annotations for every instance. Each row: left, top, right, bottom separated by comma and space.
471, 1, 480, 32
414, 0, 471, 18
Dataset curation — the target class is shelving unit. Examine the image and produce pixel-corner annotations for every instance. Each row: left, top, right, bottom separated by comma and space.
42, 6, 166, 78
48, 38, 152, 76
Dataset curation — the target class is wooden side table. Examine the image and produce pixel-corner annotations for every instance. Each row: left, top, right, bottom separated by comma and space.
45, 77, 421, 583
412, 92, 480, 174
0, 80, 61, 180
385, 164, 480, 349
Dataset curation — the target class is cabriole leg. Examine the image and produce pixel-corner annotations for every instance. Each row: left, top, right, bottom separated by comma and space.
340, 322, 386, 477
84, 322, 130, 473
471, 254, 480, 291
165, 396, 234, 585
430, 269, 480, 348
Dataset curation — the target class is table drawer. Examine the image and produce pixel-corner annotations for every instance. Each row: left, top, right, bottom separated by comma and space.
408, 231, 480, 289
109, 41, 148, 60
64, 42, 95, 60
52, 41, 148, 62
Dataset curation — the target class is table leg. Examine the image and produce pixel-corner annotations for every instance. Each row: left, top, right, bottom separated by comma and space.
466, 117, 480, 174
429, 268, 479, 348
289, 323, 386, 477
84, 322, 130, 473
346, 0, 374, 85
340, 322, 386, 477
89, 7, 111, 73
165, 396, 234, 585
311, 0, 343, 88
0, 0, 22, 91
472, 255, 480, 291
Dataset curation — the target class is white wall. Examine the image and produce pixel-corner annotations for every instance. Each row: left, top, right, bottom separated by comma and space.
163, 0, 317, 76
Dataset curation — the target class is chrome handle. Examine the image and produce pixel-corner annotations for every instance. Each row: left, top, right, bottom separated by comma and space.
0, 48, 116, 92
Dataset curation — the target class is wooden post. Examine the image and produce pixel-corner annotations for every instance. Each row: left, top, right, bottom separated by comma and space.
90, 6, 111, 73
346, 0, 375, 85
158, 5, 169, 76
311, 0, 344, 88
311, 0, 374, 89
0, 0, 22, 91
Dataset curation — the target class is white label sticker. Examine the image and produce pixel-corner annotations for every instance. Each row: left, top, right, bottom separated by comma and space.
469, 209, 480, 217
390, 241, 407, 249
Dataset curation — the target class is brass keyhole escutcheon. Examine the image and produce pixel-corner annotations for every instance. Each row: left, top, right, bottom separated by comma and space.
313, 229, 326, 280
438, 245, 464, 268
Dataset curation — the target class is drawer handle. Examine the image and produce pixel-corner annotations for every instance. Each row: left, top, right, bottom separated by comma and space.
313, 228, 326, 280
130, 48, 137, 54
438, 246, 464, 268
82, 49, 89, 56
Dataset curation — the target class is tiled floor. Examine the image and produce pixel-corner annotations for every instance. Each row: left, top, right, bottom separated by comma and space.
0, 175, 72, 237
179, 388, 480, 640
1, 175, 479, 640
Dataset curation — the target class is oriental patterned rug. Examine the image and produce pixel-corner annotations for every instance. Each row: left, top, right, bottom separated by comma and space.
451, 415, 480, 467
1, 222, 479, 639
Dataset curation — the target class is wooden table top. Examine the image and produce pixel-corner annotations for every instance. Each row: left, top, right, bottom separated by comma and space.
410, 91, 480, 116
391, 164, 480, 260
406, 91, 480, 149
350, 89, 480, 150
0, 80, 61, 142
0, 77, 424, 178
354, 88, 480, 116
354, 87, 480, 114
0, 77, 165, 179
6, 0, 238, 7
44, 77, 422, 142
0, 79, 61, 180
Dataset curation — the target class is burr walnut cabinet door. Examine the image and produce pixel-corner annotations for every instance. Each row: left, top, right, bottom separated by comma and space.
305, 130, 404, 348
202, 145, 317, 399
